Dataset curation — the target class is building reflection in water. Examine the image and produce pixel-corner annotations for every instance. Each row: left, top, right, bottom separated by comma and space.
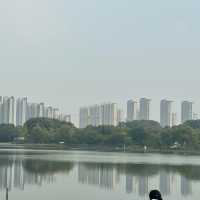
77, 162, 196, 197
160, 171, 170, 196
78, 163, 117, 190
138, 176, 148, 196
0, 157, 73, 191
0, 160, 55, 191
0, 156, 197, 197
126, 174, 133, 194
181, 176, 192, 196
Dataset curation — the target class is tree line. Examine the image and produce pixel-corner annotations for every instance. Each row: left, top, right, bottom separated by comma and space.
0, 118, 200, 150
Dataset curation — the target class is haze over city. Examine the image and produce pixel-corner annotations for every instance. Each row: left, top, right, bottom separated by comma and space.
0, 0, 199, 125
1, 1, 200, 200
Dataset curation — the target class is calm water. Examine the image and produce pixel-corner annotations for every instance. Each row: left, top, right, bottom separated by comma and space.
0, 150, 200, 200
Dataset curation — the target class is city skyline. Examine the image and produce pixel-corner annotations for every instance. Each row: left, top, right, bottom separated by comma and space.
0, 0, 199, 130
79, 103, 121, 128
0, 95, 198, 128
0, 96, 71, 126
79, 98, 198, 128
0, 0, 199, 200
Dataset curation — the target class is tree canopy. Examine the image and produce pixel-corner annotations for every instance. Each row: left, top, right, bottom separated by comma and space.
0, 118, 200, 150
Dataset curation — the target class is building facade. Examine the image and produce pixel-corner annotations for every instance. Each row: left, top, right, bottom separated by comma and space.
79, 103, 119, 128
160, 99, 173, 128
117, 109, 123, 125
139, 98, 151, 120
16, 97, 28, 126
127, 100, 138, 122
171, 112, 177, 127
181, 101, 193, 123
79, 107, 90, 128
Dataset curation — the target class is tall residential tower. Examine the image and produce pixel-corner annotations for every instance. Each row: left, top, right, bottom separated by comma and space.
16, 97, 28, 126
139, 98, 151, 120
127, 100, 138, 122
79, 103, 119, 128
160, 99, 173, 128
181, 101, 193, 123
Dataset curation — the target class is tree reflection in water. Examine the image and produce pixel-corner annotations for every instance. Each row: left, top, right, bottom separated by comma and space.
23, 159, 74, 175
0, 156, 200, 197
77, 162, 200, 196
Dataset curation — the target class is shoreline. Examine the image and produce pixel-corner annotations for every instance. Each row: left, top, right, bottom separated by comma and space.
0, 143, 200, 156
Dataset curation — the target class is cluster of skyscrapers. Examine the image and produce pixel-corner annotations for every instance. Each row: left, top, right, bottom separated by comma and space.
0, 96, 71, 127
127, 98, 151, 121
79, 103, 123, 128
159, 100, 193, 128
128, 99, 195, 128
79, 98, 196, 128
79, 98, 151, 128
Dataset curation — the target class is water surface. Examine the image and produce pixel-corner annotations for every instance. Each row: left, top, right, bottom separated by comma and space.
0, 149, 200, 200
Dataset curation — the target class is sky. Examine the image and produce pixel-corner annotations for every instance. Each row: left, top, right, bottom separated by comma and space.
0, 0, 200, 125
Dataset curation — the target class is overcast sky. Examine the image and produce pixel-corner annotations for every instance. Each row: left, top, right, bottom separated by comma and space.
0, 0, 199, 125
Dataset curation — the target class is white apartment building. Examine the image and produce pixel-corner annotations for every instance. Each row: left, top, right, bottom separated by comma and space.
139, 98, 151, 120
181, 101, 193, 123
37, 103, 45, 118
45, 106, 53, 119
16, 97, 28, 126
89, 105, 102, 127
79, 107, 90, 128
1, 96, 15, 125
8, 97, 15, 125
160, 99, 173, 128
172, 112, 177, 127
101, 103, 118, 126
127, 100, 139, 122
79, 103, 119, 128
117, 109, 123, 125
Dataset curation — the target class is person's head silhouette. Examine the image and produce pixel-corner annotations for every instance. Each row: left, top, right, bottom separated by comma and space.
149, 190, 163, 200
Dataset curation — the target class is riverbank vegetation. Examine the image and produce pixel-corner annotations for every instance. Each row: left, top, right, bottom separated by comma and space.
0, 118, 200, 150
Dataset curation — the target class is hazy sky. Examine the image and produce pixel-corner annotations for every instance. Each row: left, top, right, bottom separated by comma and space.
0, 0, 199, 125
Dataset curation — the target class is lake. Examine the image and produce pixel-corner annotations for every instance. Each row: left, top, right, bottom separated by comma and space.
0, 149, 200, 200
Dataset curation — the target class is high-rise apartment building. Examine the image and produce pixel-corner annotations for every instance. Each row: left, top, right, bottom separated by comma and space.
53, 108, 59, 119
89, 105, 102, 127
26, 103, 31, 120
27, 103, 38, 120
2, 96, 9, 124
8, 97, 15, 125
37, 103, 45, 118
117, 109, 123, 125
0, 96, 69, 125
127, 100, 138, 122
0, 96, 3, 124
160, 99, 173, 128
79, 107, 90, 128
172, 112, 177, 127
79, 103, 119, 128
101, 103, 118, 126
181, 101, 193, 123
2, 96, 15, 125
16, 97, 28, 126
139, 98, 151, 120
44, 106, 53, 119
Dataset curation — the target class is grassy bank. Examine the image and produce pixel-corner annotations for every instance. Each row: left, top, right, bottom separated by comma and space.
0, 143, 200, 156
